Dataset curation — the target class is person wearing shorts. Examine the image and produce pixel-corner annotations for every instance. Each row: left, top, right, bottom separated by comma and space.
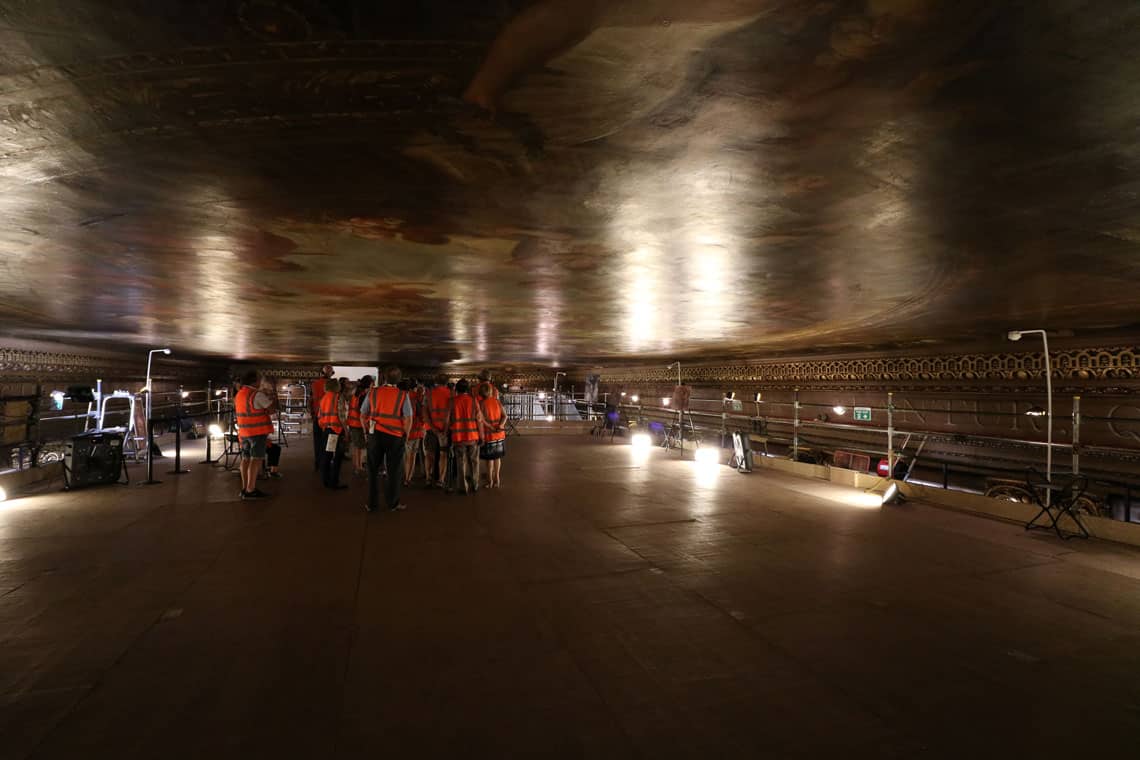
348, 375, 372, 475
423, 374, 453, 488
235, 370, 275, 499
402, 379, 428, 486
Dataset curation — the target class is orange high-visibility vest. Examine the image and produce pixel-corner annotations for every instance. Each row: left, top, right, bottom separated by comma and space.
475, 381, 499, 400
408, 389, 426, 440
235, 386, 274, 439
427, 386, 453, 432
368, 386, 408, 437
451, 395, 480, 444
318, 391, 343, 434
347, 394, 363, 429
481, 397, 506, 443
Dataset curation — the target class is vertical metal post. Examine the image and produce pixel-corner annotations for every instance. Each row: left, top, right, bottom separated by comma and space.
1042, 333, 1053, 507
792, 387, 800, 461
887, 392, 895, 478
942, 462, 949, 489
1071, 395, 1080, 477
168, 385, 189, 475
141, 418, 161, 485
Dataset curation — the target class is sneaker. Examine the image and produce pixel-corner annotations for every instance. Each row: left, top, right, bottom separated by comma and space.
363, 504, 376, 513
388, 502, 407, 512
247, 489, 268, 498
239, 490, 249, 500
268, 472, 282, 479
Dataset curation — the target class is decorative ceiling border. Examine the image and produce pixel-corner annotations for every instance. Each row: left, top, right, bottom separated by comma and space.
0, 346, 218, 383
596, 346, 1140, 386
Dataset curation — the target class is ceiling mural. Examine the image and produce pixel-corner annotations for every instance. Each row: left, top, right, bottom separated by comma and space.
0, 0, 1138, 367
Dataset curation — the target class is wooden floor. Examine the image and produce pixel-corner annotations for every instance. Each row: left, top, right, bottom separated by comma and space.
2, 435, 1140, 758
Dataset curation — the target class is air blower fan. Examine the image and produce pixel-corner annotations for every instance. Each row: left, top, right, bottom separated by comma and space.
63, 430, 128, 490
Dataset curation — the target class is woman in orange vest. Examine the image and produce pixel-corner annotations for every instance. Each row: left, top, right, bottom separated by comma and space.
424, 374, 453, 488
347, 375, 372, 476
450, 379, 484, 494
402, 379, 428, 487
475, 370, 499, 400
317, 377, 347, 489
234, 369, 275, 500
478, 383, 507, 488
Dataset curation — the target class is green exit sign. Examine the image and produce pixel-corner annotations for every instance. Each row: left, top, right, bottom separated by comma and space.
853, 407, 872, 422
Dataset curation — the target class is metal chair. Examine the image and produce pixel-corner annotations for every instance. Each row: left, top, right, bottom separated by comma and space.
1025, 468, 1090, 540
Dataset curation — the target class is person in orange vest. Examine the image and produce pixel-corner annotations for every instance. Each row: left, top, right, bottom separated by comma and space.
361, 366, 414, 512
423, 374, 453, 488
310, 364, 335, 471
234, 369, 275, 500
478, 383, 507, 488
347, 375, 372, 476
450, 378, 485, 494
402, 378, 429, 487
474, 370, 499, 400
317, 377, 347, 490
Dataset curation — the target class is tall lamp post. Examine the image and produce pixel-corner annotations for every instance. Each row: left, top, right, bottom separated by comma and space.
144, 348, 172, 483
553, 371, 567, 420
1007, 330, 1052, 505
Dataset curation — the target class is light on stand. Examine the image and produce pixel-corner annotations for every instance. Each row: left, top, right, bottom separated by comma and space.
180, 390, 190, 399
0, 485, 7, 503
662, 397, 671, 406
538, 391, 546, 400
1025, 406, 1047, 417
631, 395, 639, 403
881, 482, 904, 506
695, 446, 719, 465
1006, 328, 1053, 506
208, 424, 224, 438
631, 433, 652, 450
833, 405, 847, 416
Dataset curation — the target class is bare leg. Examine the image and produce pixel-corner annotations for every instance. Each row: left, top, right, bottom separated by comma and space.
437, 451, 448, 486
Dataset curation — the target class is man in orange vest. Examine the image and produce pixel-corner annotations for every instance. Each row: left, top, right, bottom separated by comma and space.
423, 374, 453, 488
318, 377, 347, 490
478, 383, 507, 488
234, 370, 275, 500
450, 379, 485, 494
310, 364, 334, 471
361, 366, 414, 512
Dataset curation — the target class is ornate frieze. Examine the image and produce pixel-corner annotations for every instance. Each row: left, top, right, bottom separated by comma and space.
597, 346, 1140, 389
0, 346, 218, 383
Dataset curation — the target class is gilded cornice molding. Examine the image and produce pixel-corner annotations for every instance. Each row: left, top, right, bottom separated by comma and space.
0, 346, 214, 382
597, 346, 1140, 387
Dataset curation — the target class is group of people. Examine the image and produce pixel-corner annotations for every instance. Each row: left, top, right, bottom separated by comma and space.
307, 365, 508, 512
231, 366, 509, 507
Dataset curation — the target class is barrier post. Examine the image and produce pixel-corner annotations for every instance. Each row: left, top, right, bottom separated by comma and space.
887, 392, 895, 478
201, 381, 214, 464
1071, 395, 1081, 476
168, 386, 190, 475
792, 387, 800, 461
141, 418, 161, 485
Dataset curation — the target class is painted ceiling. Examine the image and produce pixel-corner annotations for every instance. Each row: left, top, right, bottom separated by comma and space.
1, 0, 1138, 367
